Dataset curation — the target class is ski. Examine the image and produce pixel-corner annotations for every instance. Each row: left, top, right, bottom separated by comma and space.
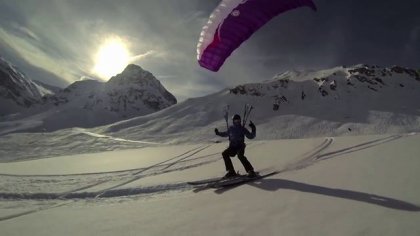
188, 174, 245, 186
187, 177, 225, 186
190, 171, 278, 192
210, 171, 278, 189
190, 174, 250, 192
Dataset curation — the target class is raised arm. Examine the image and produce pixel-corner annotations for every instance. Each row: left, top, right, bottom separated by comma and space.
244, 121, 256, 139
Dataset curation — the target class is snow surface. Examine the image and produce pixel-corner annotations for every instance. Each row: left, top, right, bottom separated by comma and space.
0, 133, 419, 235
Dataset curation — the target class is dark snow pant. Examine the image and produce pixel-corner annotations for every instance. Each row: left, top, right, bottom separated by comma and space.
222, 144, 254, 173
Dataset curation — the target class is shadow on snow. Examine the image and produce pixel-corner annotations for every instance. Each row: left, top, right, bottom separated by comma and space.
215, 178, 420, 212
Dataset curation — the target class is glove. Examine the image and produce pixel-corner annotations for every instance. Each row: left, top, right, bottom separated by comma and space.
249, 121, 255, 129
214, 128, 219, 135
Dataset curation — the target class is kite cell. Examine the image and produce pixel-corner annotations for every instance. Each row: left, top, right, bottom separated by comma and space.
197, 0, 317, 72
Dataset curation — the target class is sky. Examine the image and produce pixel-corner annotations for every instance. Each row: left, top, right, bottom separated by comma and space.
0, 0, 419, 101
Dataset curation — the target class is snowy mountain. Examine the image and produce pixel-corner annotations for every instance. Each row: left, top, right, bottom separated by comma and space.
1, 63, 419, 142
44, 64, 176, 113
0, 64, 177, 133
230, 64, 420, 107
98, 64, 420, 144
0, 57, 51, 116
33, 80, 62, 94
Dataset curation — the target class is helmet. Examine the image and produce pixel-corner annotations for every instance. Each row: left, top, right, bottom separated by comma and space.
232, 114, 241, 121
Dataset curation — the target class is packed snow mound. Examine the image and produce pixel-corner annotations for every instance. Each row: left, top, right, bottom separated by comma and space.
0, 57, 51, 116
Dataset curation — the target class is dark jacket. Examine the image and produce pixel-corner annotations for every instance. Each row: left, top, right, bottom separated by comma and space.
217, 124, 256, 147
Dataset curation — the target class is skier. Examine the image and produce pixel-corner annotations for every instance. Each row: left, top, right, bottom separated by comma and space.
214, 114, 257, 178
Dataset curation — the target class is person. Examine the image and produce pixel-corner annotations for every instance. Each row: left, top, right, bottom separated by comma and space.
214, 114, 257, 178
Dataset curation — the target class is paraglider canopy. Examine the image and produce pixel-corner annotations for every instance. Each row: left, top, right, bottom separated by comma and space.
197, 0, 317, 72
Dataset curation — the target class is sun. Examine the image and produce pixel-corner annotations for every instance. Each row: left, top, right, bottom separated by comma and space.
93, 37, 130, 79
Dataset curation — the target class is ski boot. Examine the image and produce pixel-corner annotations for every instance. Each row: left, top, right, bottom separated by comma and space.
223, 170, 238, 179
247, 170, 257, 178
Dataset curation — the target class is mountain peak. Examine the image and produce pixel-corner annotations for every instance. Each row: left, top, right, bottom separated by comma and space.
120, 64, 148, 78
122, 64, 145, 73
0, 56, 50, 115
107, 64, 156, 85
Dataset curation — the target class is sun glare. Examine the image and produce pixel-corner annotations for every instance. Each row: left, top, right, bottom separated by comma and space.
93, 37, 130, 79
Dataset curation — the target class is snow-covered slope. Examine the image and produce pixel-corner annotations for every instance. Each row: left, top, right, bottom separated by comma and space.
0, 57, 50, 116
0, 134, 419, 235
99, 64, 420, 143
1, 64, 419, 159
33, 80, 62, 94
0, 64, 177, 133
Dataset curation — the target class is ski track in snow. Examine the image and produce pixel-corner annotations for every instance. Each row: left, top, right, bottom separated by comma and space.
92, 144, 215, 198
279, 133, 416, 174
74, 128, 163, 145
0, 134, 416, 222
190, 137, 336, 193
0, 143, 219, 221
314, 135, 403, 161
56, 143, 215, 198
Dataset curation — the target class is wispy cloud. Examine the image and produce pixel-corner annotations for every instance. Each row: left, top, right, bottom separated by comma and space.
10, 23, 40, 41
0, 27, 78, 83
130, 50, 158, 63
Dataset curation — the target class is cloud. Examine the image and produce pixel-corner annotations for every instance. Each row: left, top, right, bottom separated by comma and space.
79, 75, 98, 81
10, 23, 40, 41
130, 50, 158, 63
0, 27, 78, 83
